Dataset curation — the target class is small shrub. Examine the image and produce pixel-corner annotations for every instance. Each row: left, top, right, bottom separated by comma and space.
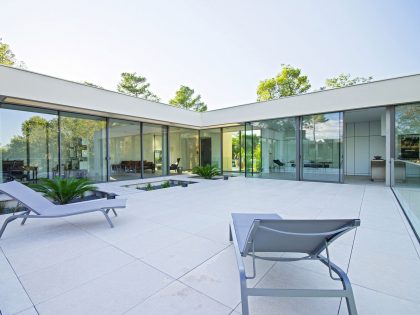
161, 181, 171, 188
192, 165, 220, 179
145, 183, 154, 191
30, 177, 97, 204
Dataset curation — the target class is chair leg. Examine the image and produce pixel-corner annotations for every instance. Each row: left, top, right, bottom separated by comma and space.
0, 215, 19, 239
346, 292, 358, 315
102, 210, 114, 228
320, 255, 358, 315
229, 225, 233, 242
21, 210, 31, 225
240, 271, 250, 315
105, 208, 117, 217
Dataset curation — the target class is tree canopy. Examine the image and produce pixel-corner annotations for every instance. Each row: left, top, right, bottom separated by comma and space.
0, 38, 16, 66
257, 64, 311, 101
324, 73, 373, 89
169, 85, 207, 112
117, 72, 160, 101
0, 38, 26, 68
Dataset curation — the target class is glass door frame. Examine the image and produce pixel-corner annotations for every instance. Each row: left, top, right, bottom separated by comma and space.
298, 111, 344, 183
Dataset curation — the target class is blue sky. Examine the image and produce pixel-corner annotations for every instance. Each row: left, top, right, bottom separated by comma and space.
1, 0, 420, 109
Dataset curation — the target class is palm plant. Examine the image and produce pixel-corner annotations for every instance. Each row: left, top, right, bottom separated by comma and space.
192, 164, 220, 179
161, 181, 171, 188
145, 183, 154, 191
30, 177, 97, 204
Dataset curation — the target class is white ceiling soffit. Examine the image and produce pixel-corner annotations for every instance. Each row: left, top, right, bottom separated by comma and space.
1, 65, 420, 128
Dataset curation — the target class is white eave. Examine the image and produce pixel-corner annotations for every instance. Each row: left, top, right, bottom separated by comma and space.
1, 65, 420, 128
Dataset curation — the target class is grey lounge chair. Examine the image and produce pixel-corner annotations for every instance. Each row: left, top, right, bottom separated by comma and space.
0, 181, 126, 238
229, 213, 360, 315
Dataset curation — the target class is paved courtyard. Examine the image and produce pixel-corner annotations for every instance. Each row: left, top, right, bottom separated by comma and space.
1, 176, 420, 315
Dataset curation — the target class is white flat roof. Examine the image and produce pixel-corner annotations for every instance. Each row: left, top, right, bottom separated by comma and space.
1, 65, 420, 128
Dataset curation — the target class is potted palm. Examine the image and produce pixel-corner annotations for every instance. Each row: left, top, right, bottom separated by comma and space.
192, 165, 221, 179
30, 177, 97, 204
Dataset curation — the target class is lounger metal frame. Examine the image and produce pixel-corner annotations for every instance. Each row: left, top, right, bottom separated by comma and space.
229, 218, 360, 315
0, 206, 118, 238
0, 181, 125, 238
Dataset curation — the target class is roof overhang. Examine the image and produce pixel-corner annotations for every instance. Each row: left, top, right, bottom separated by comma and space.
1, 65, 420, 128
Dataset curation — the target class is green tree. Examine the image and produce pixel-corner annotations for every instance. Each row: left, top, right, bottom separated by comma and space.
169, 85, 207, 112
324, 73, 373, 89
117, 72, 160, 101
0, 38, 26, 68
83, 81, 103, 89
0, 38, 16, 66
257, 64, 311, 101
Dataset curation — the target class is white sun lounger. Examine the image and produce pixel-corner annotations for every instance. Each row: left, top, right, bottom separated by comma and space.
229, 213, 360, 315
0, 181, 126, 238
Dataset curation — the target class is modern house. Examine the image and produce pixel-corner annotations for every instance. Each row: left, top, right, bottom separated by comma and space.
1, 65, 419, 235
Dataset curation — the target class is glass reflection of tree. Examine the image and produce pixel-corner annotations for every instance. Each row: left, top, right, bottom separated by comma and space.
60, 117, 106, 174
3, 116, 58, 179
231, 133, 241, 170
302, 114, 329, 163
396, 105, 420, 135
396, 105, 420, 161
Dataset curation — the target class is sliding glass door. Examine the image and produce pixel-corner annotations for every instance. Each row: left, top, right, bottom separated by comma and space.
60, 113, 107, 182
0, 104, 59, 183
143, 123, 168, 177
245, 118, 297, 179
222, 126, 245, 173
301, 112, 343, 182
108, 119, 141, 181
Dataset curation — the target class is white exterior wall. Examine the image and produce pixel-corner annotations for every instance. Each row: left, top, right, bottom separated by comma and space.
1, 65, 420, 128
0, 66, 202, 127
202, 75, 420, 127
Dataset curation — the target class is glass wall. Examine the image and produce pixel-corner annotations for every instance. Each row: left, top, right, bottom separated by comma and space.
143, 123, 167, 177
109, 119, 141, 181
169, 127, 199, 173
199, 128, 221, 168
222, 126, 245, 173
301, 112, 343, 182
392, 103, 420, 239
0, 104, 59, 183
245, 118, 297, 180
244, 123, 260, 175
60, 112, 107, 182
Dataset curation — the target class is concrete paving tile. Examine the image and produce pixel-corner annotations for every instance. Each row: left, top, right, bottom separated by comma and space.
20, 246, 134, 304
180, 246, 275, 308
142, 235, 228, 278
125, 281, 231, 315
36, 261, 173, 315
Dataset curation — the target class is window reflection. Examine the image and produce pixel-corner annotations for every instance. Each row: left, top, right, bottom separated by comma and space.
301, 112, 343, 182
0, 104, 58, 183
60, 113, 106, 182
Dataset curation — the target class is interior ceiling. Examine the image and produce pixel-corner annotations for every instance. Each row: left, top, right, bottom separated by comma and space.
344, 107, 386, 123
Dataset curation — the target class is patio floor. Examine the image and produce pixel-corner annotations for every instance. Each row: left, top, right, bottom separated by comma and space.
1, 176, 420, 315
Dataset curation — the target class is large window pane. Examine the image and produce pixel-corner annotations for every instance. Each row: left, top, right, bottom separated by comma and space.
301, 112, 343, 182
169, 127, 199, 173
200, 128, 221, 168
60, 113, 106, 182
395, 103, 420, 162
109, 119, 141, 181
143, 123, 167, 177
246, 118, 297, 180
392, 104, 420, 239
222, 126, 245, 173
244, 123, 258, 175
0, 104, 58, 183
